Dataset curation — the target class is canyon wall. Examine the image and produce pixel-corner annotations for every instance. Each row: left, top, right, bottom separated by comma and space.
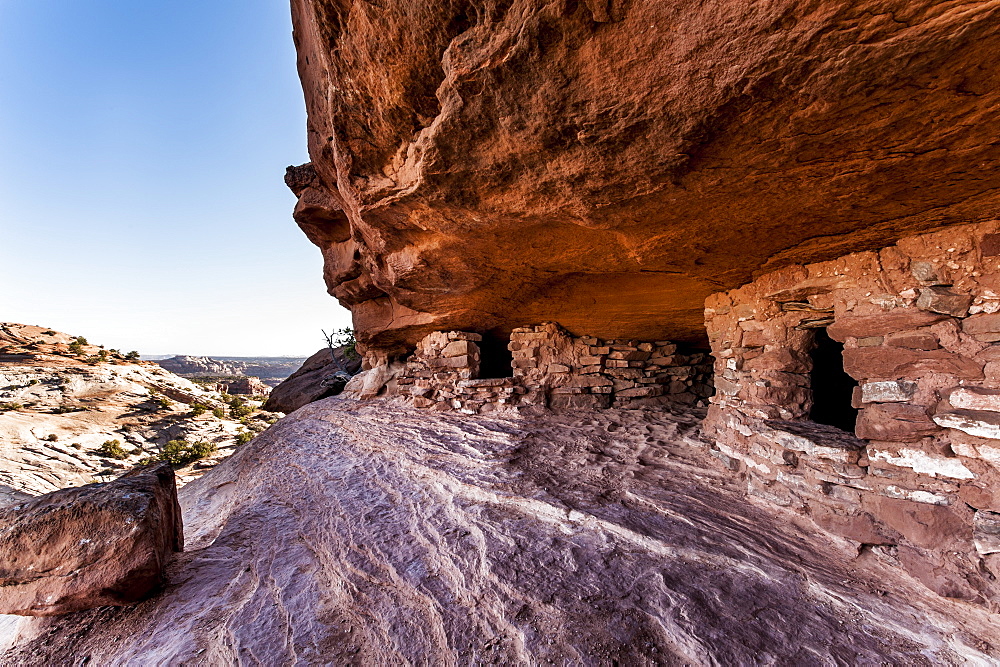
288, 0, 1000, 358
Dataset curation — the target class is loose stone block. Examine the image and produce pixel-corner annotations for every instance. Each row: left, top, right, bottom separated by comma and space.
826, 310, 950, 340
916, 286, 972, 317
868, 447, 974, 480
860, 380, 917, 403
855, 404, 939, 442
949, 387, 1000, 412
933, 410, 1000, 440
442, 340, 475, 357
963, 313, 1000, 335
973, 511, 1000, 555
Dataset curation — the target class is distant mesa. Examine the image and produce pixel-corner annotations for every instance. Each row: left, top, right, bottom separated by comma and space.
155, 355, 307, 388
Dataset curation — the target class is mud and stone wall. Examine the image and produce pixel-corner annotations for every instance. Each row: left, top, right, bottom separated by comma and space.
704, 220, 1000, 603
394, 323, 713, 414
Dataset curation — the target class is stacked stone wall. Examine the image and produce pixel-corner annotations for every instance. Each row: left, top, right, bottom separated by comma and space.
395, 322, 713, 414
704, 220, 1000, 603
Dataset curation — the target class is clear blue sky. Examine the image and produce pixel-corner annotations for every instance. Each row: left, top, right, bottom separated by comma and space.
0, 0, 352, 357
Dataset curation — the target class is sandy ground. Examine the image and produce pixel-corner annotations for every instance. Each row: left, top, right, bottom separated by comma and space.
3, 399, 998, 664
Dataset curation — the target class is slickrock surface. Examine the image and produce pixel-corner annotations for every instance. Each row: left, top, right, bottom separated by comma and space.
4, 400, 997, 663
0, 463, 182, 616
289, 0, 1000, 354
0, 323, 275, 499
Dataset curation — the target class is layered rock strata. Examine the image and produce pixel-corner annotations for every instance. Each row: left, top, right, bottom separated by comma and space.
288, 0, 1000, 357
705, 219, 1000, 604
4, 402, 998, 662
0, 463, 182, 616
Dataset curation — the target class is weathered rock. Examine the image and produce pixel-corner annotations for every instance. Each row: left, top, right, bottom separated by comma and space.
949, 387, 1000, 413
220, 376, 270, 396
964, 314, 1000, 336
861, 380, 917, 404
4, 403, 999, 662
0, 463, 182, 616
933, 409, 1000, 441
973, 511, 1000, 555
916, 286, 972, 317
288, 0, 1000, 356
842, 347, 982, 380
855, 403, 939, 442
263, 346, 362, 413
826, 311, 950, 341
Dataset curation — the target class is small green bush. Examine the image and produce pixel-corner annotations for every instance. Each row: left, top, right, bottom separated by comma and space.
97, 439, 129, 459
230, 403, 253, 419
0, 402, 23, 412
75, 336, 88, 345
125, 351, 140, 360
155, 396, 173, 410
235, 431, 253, 445
68, 341, 84, 355
190, 402, 207, 417
212, 407, 226, 419
160, 439, 217, 466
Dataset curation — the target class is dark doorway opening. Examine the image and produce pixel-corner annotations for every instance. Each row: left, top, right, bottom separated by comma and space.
809, 327, 859, 432
477, 334, 514, 379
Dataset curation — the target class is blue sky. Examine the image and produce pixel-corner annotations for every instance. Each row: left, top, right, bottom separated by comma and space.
0, 0, 352, 356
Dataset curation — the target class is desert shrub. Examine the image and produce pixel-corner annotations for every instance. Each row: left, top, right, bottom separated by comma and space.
43, 330, 56, 336
0, 402, 23, 412
190, 402, 208, 417
235, 431, 253, 445
43, 434, 58, 442
125, 351, 140, 360
160, 439, 216, 466
324, 327, 358, 360
49, 405, 80, 414
68, 341, 84, 355
212, 407, 226, 419
229, 402, 253, 419
97, 439, 129, 459
155, 396, 173, 410
75, 336, 88, 345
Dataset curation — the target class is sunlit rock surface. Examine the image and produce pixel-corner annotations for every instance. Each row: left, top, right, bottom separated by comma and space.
288, 0, 1000, 354
4, 401, 997, 663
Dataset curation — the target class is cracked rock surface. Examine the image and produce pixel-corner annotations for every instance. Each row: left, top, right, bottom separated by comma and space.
4, 400, 997, 663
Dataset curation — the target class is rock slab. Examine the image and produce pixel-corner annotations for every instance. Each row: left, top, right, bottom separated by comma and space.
0, 462, 183, 616
263, 346, 362, 413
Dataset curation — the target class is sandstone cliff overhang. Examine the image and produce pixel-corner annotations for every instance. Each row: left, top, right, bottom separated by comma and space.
289, 0, 1000, 356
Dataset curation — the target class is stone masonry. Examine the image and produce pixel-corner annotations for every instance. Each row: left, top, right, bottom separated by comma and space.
704, 220, 1000, 604
395, 323, 713, 414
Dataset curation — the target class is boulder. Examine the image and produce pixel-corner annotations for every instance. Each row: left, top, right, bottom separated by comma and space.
0, 462, 182, 616
263, 346, 362, 413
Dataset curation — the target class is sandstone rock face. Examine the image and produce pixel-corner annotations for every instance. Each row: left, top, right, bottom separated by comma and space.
218, 376, 270, 396
263, 346, 361, 413
0, 463, 182, 616
288, 0, 1000, 356
4, 403, 998, 662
